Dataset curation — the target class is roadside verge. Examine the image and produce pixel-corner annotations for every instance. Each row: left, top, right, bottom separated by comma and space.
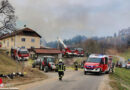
109, 56, 130, 90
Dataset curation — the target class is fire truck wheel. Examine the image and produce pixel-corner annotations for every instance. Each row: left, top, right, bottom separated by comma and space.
84, 71, 87, 75
98, 69, 102, 75
106, 69, 110, 74
44, 66, 48, 72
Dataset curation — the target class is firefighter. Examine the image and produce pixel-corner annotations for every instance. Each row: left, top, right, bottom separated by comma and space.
81, 60, 86, 69
57, 59, 65, 81
111, 62, 115, 73
74, 61, 78, 71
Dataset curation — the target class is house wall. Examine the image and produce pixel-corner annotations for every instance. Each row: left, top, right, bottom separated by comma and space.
15, 35, 40, 49
0, 36, 15, 50
0, 35, 40, 50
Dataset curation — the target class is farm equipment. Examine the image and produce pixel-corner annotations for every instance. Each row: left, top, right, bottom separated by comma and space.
32, 56, 56, 72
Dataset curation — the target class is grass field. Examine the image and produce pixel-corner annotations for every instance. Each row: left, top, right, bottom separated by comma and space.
0, 50, 22, 74
0, 49, 47, 86
109, 55, 130, 90
113, 56, 119, 63
110, 68, 130, 90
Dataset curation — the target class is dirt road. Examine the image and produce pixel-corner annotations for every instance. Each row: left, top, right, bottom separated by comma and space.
18, 69, 111, 90
16, 57, 112, 90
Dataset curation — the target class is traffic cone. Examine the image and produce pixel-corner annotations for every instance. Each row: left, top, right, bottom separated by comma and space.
0, 78, 4, 88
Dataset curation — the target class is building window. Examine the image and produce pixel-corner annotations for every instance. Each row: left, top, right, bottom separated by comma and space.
21, 46, 25, 49
21, 38, 26, 42
31, 38, 35, 42
31, 46, 35, 49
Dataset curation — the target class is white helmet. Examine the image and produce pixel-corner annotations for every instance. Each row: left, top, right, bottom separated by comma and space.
59, 59, 63, 62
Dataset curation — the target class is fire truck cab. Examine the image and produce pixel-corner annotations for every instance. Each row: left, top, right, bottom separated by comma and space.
62, 48, 73, 57
84, 54, 112, 75
75, 48, 84, 57
11, 48, 29, 61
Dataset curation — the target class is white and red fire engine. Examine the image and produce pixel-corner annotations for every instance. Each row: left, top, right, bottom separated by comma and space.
84, 54, 113, 75
58, 38, 73, 57
11, 48, 29, 61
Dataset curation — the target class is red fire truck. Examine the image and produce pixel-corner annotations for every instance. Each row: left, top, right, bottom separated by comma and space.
11, 48, 29, 61
58, 38, 73, 57
84, 54, 112, 75
62, 48, 73, 57
73, 48, 84, 57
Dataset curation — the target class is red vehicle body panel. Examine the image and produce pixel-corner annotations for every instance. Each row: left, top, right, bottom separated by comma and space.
72, 48, 84, 56
18, 53, 29, 57
84, 59, 107, 72
84, 62, 99, 66
62, 48, 72, 56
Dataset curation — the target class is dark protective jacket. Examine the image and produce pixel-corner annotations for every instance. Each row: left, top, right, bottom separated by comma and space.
74, 62, 78, 66
58, 62, 65, 72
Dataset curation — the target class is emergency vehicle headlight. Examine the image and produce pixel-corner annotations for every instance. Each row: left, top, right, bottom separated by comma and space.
95, 65, 99, 67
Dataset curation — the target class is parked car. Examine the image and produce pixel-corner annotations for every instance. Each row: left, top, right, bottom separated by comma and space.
116, 61, 123, 68
126, 59, 130, 69
32, 56, 56, 72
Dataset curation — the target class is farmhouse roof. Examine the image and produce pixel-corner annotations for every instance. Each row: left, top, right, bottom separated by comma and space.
33, 48, 61, 54
0, 28, 41, 40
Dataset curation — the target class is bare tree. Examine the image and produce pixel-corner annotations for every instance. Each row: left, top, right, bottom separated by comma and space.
0, 0, 17, 36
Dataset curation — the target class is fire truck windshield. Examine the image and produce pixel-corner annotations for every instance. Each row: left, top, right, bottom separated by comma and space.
47, 58, 55, 62
77, 48, 83, 53
87, 58, 101, 63
19, 51, 28, 54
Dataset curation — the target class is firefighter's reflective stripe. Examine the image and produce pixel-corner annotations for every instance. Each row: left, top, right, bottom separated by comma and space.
58, 63, 64, 71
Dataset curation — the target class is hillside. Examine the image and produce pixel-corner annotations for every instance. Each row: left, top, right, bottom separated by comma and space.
120, 48, 130, 60
47, 35, 87, 48
0, 49, 22, 74
0, 49, 47, 86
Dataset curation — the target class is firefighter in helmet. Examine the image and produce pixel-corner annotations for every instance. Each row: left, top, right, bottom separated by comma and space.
57, 59, 65, 80
74, 61, 78, 71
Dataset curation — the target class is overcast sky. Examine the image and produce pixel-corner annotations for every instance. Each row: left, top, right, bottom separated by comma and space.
8, 0, 130, 42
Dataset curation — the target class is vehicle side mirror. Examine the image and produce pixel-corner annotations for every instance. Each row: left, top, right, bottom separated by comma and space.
100, 59, 104, 64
